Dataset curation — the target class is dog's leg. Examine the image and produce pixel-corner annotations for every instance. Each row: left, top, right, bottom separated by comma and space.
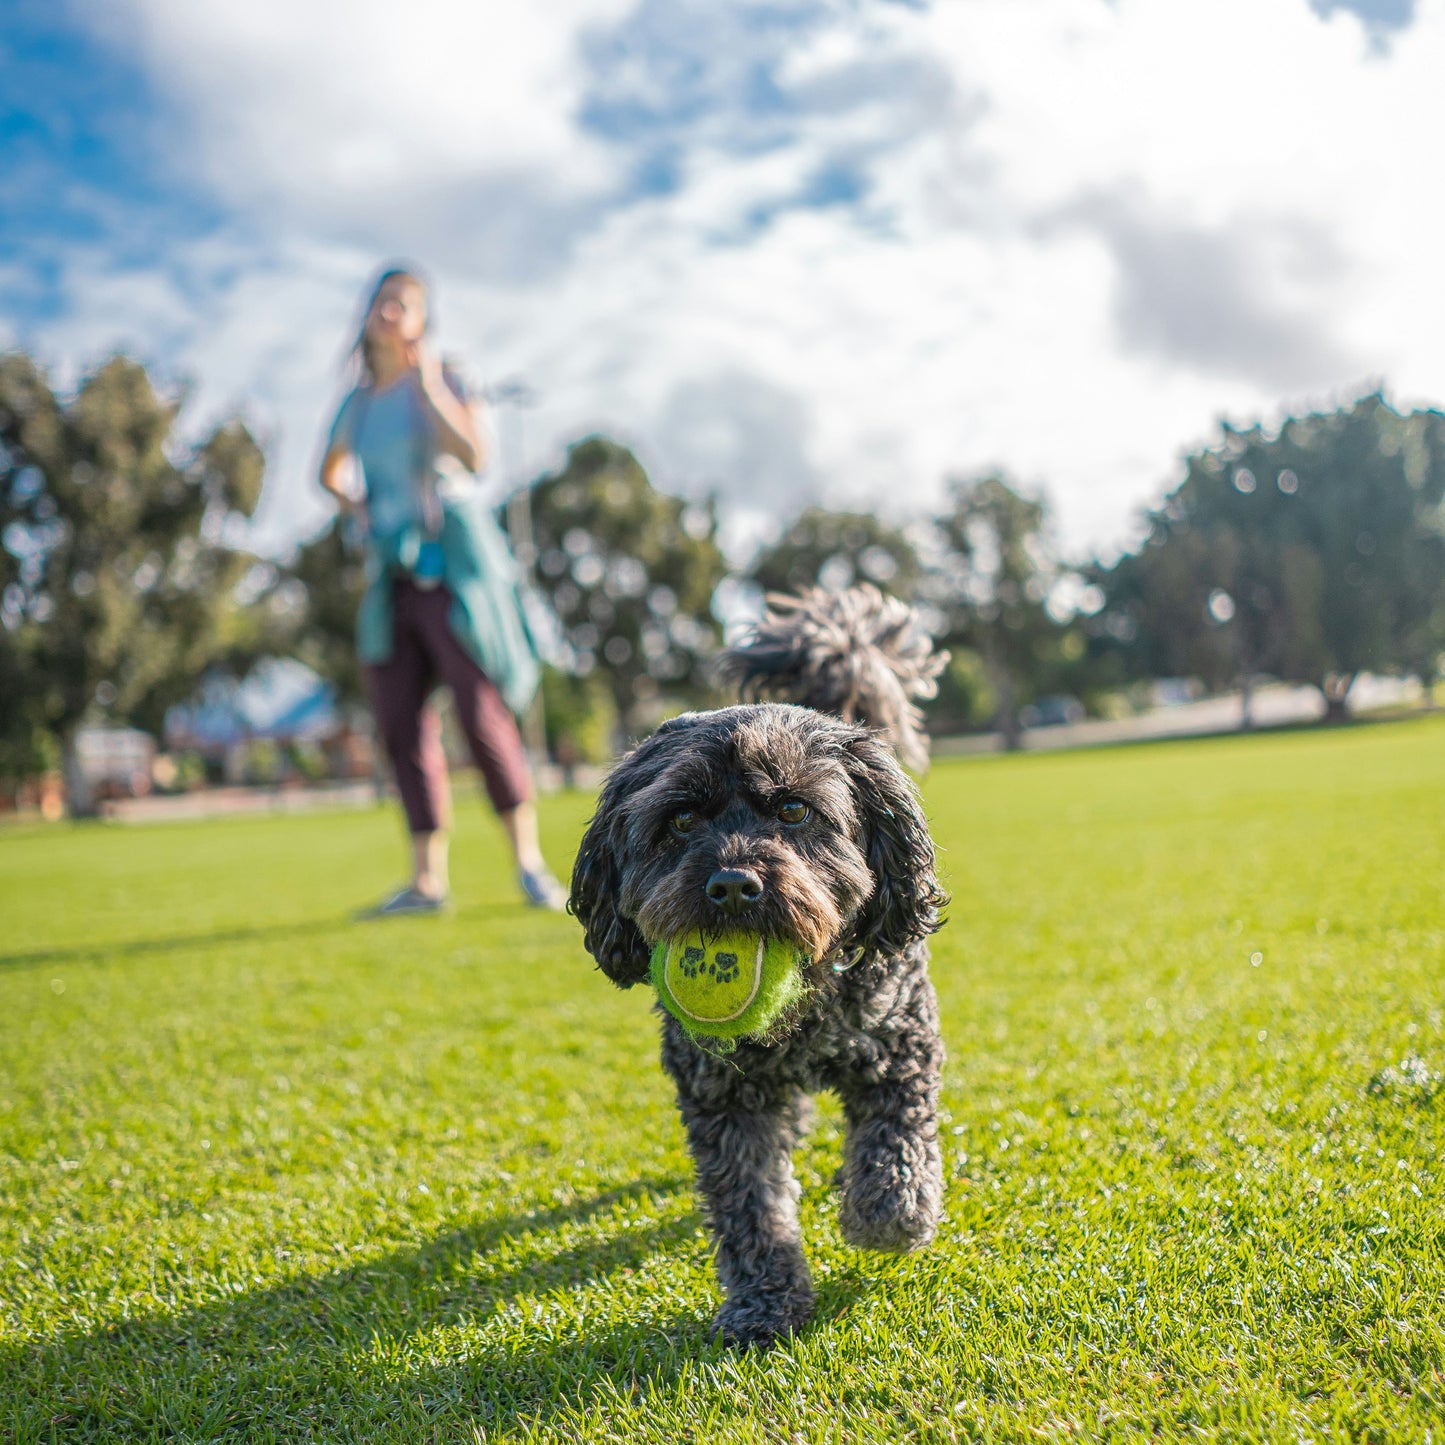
835, 982, 944, 1253
678, 1087, 815, 1348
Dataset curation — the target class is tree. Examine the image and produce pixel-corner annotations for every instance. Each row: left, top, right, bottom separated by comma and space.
0, 352, 264, 811
540, 663, 619, 783
280, 518, 369, 709
1095, 394, 1445, 722
263, 516, 377, 792
749, 507, 922, 600
525, 437, 729, 733
0, 615, 53, 789
925, 475, 1080, 750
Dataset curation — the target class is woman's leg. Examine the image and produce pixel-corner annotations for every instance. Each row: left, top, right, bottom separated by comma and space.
497, 799, 546, 875
410, 824, 449, 899
444, 663, 537, 873
416, 589, 557, 890
366, 584, 451, 898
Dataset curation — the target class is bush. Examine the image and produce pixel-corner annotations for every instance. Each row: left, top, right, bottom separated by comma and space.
288, 740, 329, 783
243, 739, 281, 785
924, 649, 996, 734
542, 665, 620, 768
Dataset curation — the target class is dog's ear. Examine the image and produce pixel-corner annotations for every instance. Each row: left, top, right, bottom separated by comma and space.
570, 711, 709, 985
568, 723, 710, 986
570, 778, 650, 987
843, 730, 947, 963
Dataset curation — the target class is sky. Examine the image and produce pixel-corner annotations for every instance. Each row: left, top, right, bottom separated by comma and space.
2, 0, 1443, 563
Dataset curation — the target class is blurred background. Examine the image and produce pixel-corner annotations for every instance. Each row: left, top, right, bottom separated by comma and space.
2, 0, 1443, 818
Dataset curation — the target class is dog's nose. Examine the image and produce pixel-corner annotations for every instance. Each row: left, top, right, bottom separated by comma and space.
706, 868, 764, 914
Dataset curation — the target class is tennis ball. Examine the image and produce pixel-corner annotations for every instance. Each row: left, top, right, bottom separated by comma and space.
650, 931, 808, 1042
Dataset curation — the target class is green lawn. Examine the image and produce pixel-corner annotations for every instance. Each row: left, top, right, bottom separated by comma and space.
2, 719, 1443, 1443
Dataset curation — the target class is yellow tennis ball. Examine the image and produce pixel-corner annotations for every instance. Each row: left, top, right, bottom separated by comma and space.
650, 931, 808, 1042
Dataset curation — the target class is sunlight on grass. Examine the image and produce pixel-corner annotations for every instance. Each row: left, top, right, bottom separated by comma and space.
3, 720, 1444, 1441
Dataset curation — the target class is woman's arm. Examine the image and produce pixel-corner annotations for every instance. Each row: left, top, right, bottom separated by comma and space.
320, 444, 367, 529
411, 342, 486, 472
320, 443, 353, 504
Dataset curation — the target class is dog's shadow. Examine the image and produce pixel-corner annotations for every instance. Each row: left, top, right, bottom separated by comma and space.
6, 1176, 876, 1438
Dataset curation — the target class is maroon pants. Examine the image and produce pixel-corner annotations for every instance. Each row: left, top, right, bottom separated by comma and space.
366, 579, 532, 834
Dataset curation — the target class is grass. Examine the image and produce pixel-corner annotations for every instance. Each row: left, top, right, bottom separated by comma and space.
2, 718, 1443, 1443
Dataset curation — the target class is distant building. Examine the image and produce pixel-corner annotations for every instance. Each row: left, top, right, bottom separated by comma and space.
166, 660, 339, 752
73, 726, 156, 800
163, 659, 373, 784
1149, 677, 1205, 708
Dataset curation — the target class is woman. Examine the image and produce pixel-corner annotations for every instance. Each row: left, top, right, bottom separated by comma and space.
320, 266, 565, 915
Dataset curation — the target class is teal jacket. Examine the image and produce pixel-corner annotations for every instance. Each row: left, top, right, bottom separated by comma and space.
358, 492, 540, 716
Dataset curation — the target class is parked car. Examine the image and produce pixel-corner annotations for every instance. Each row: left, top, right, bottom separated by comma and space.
1020, 695, 1085, 729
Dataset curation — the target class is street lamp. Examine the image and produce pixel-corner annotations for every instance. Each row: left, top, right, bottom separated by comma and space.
483, 377, 549, 768
484, 377, 540, 570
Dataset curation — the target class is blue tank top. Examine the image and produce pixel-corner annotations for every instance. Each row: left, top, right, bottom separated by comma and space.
328, 374, 458, 547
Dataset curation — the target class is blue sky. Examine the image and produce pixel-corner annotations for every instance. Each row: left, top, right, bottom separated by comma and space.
2, 0, 1441, 559
1, 4, 173, 322
1311, 0, 1416, 28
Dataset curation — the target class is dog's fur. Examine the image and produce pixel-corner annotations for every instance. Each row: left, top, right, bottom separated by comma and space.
716, 582, 949, 774
570, 703, 947, 1346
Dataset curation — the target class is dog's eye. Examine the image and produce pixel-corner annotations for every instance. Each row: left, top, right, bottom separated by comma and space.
778, 799, 810, 826
670, 809, 696, 836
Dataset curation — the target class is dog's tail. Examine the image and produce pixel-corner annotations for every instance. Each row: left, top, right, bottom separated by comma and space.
717, 583, 949, 773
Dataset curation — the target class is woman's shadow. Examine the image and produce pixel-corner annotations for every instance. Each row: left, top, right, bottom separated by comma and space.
5, 1175, 875, 1438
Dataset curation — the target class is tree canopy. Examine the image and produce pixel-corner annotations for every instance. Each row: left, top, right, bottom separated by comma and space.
1095, 394, 1445, 717
524, 436, 728, 733
0, 352, 265, 805
7, 348, 1443, 805
924, 475, 1085, 748
749, 506, 921, 600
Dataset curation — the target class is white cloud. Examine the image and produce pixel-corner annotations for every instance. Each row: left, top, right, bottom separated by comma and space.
30, 0, 1445, 565
81, 0, 634, 204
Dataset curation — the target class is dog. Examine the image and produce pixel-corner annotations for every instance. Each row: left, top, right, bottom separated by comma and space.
570, 697, 948, 1347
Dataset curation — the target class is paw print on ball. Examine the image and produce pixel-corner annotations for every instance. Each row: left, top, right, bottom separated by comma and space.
712, 950, 741, 984
676, 945, 741, 983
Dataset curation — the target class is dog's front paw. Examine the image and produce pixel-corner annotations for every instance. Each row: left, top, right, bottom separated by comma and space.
838, 1140, 942, 1254
711, 1286, 815, 1349
839, 1196, 938, 1253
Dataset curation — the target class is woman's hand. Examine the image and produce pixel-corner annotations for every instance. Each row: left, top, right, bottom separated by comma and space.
407, 339, 485, 472
405, 338, 446, 401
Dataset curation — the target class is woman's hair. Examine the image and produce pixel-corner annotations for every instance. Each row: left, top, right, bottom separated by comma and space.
351, 264, 431, 384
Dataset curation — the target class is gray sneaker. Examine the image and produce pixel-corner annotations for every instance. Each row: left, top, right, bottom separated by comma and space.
357, 885, 449, 919
518, 868, 567, 912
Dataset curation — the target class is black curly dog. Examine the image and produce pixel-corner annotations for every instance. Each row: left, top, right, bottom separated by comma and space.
570, 702, 946, 1347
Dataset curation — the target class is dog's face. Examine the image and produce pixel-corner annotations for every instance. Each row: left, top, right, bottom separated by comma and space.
570, 704, 944, 997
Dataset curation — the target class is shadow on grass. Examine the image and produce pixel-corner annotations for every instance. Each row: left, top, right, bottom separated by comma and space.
3, 1175, 873, 1440
0, 917, 351, 971
0, 903, 528, 972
